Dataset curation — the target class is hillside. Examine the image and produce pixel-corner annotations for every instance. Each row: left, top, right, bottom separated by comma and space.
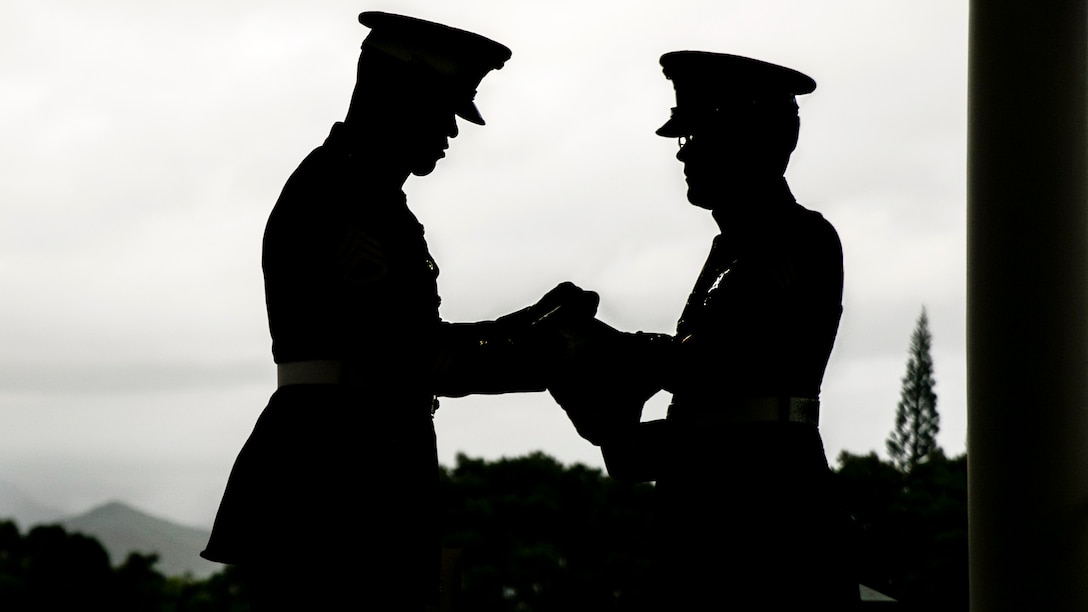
60, 501, 220, 579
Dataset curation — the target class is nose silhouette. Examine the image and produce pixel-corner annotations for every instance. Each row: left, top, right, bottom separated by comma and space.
676, 136, 693, 162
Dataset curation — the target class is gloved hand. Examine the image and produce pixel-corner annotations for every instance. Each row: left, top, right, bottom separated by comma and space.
495, 281, 599, 331
490, 281, 601, 365
548, 320, 673, 445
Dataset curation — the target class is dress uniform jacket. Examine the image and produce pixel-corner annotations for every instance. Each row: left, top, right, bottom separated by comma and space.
603, 180, 857, 609
200, 122, 446, 607
202, 122, 561, 606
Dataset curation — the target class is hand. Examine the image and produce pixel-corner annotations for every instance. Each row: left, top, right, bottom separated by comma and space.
523, 281, 600, 326
492, 282, 600, 359
549, 326, 674, 445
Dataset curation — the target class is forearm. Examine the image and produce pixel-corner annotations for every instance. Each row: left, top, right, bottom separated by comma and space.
431, 281, 600, 397
432, 321, 558, 397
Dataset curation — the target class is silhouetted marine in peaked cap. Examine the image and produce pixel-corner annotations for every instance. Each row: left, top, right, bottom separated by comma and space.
202, 12, 597, 611
551, 51, 860, 609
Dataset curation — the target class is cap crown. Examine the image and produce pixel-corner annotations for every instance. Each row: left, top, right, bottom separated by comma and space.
657, 51, 815, 137
359, 11, 512, 125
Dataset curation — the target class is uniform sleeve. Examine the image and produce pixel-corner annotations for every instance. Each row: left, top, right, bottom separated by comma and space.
430, 320, 557, 397
337, 226, 388, 284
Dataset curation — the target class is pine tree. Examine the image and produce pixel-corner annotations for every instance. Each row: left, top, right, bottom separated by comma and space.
887, 307, 940, 473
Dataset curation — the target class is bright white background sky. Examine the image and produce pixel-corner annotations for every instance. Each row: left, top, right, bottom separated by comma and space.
1, 1, 967, 528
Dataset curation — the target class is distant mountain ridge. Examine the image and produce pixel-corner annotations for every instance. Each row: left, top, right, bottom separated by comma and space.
0, 486, 219, 580
59, 501, 220, 579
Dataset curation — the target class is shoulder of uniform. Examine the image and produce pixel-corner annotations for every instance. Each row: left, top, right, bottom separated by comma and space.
789, 204, 839, 236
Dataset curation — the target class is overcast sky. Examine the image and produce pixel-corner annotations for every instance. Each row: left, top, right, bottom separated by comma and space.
1, 0, 967, 529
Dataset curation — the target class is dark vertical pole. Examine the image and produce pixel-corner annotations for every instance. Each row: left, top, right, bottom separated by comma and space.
968, 2, 1088, 611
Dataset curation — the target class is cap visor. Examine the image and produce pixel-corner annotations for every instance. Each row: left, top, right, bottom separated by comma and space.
457, 101, 486, 125
655, 118, 683, 138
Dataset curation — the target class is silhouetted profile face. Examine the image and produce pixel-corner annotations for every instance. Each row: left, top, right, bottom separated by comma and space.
347, 12, 511, 179
344, 59, 466, 178
656, 52, 814, 213
392, 99, 460, 177
674, 102, 799, 210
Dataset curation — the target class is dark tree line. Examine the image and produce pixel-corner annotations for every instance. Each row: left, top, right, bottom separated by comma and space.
443, 448, 966, 611
0, 448, 965, 611
439, 452, 656, 611
836, 449, 967, 611
0, 520, 249, 611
